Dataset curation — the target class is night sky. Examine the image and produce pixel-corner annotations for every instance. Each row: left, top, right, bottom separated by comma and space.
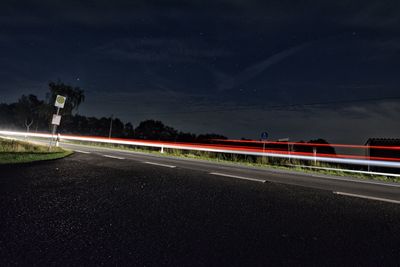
1, 0, 400, 143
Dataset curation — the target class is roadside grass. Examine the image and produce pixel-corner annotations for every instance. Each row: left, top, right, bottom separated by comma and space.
0, 137, 72, 164
65, 139, 400, 183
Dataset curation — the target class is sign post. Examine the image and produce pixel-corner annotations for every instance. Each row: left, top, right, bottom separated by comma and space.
261, 132, 269, 165
49, 95, 66, 149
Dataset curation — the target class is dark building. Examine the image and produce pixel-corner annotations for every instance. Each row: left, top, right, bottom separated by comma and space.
365, 138, 400, 173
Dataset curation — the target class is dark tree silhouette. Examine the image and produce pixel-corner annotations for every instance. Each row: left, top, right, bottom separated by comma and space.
47, 80, 85, 115
294, 139, 336, 155
176, 132, 196, 142
124, 123, 135, 138
1, 90, 229, 142
197, 133, 228, 142
0, 103, 16, 129
134, 120, 178, 141
14, 95, 45, 132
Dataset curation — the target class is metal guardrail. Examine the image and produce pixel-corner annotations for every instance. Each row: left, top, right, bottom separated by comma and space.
1, 130, 400, 171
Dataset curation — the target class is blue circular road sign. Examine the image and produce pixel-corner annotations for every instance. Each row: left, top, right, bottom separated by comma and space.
261, 132, 269, 140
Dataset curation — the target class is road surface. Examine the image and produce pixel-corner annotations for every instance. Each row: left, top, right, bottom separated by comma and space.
62, 141, 400, 202
0, 141, 399, 265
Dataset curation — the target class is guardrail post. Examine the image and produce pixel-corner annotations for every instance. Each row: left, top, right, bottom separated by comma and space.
313, 147, 317, 165
55, 134, 60, 147
367, 145, 370, 172
262, 142, 266, 165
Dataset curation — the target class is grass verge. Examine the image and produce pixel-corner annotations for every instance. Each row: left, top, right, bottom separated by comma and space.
0, 137, 72, 164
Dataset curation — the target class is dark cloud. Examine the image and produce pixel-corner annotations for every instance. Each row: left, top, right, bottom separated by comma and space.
94, 38, 232, 62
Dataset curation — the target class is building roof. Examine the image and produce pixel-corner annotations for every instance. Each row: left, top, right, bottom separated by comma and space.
365, 138, 400, 146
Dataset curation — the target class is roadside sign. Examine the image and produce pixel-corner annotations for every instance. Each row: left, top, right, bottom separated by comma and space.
52, 114, 62, 126
54, 95, 67, 109
261, 132, 268, 140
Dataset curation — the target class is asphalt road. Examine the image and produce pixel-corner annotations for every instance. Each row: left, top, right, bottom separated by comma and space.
0, 141, 400, 265
62, 141, 400, 202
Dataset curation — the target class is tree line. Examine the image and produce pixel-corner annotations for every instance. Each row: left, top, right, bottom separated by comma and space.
0, 81, 227, 142
0, 81, 336, 154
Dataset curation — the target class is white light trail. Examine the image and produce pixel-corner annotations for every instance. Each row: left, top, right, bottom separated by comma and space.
1, 130, 400, 169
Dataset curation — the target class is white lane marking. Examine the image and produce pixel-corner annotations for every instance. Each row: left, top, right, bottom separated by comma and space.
309, 174, 400, 188
75, 150, 91, 154
291, 164, 400, 178
103, 155, 125, 160
333, 191, 400, 204
210, 172, 266, 183
144, 161, 176, 168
